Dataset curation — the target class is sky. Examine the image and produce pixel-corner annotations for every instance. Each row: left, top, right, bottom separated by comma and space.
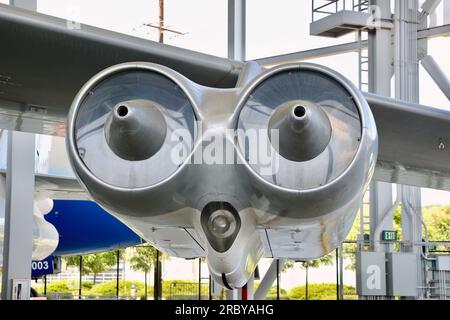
4, 0, 445, 206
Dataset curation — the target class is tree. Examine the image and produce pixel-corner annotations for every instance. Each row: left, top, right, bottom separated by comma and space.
66, 251, 118, 285
298, 254, 334, 300
129, 246, 157, 300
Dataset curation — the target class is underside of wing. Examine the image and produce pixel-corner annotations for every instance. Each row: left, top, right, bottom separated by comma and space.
366, 93, 450, 191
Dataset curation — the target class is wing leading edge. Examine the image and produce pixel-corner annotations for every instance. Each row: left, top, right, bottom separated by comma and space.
0, 4, 243, 136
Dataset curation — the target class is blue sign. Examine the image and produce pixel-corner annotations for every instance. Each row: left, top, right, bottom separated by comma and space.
31, 256, 54, 278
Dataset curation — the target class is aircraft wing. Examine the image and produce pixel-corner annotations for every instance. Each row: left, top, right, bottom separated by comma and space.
0, 4, 242, 136
365, 93, 450, 190
1, 4, 450, 191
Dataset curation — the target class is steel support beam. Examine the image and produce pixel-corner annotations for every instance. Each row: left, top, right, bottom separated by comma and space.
421, 55, 450, 101
116, 250, 120, 298
369, 181, 394, 251
368, 0, 393, 95
78, 256, 83, 299
227, 0, 246, 61
394, 0, 423, 255
256, 41, 366, 67
418, 24, 450, 39
153, 249, 162, 300
254, 259, 285, 300
0, 131, 35, 300
339, 245, 344, 300
361, 0, 395, 300
445, 0, 450, 24
419, 0, 442, 22
367, 0, 394, 259
198, 258, 201, 300
10, 0, 36, 11
395, 0, 424, 299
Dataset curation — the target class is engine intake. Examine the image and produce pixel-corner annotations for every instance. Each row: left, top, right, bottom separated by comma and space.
268, 99, 332, 162
104, 99, 167, 161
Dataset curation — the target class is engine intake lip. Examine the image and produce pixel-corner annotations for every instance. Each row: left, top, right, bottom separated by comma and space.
66, 62, 200, 192
233, 62, 377, 194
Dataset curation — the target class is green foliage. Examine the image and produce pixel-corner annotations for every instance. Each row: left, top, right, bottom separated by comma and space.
89, 280, 150, 298
423, 206, 450, 241
343, 204, 450, 270
35, 280, 92, 295
65, 251, 120, 284
289, 283, 356, 300
266, 287, 289, 300
299, 252, 334, 269
82, 281, 94, 290
129, 246, 157, 274
163, 280, 209, 300
43, 280, 70, 293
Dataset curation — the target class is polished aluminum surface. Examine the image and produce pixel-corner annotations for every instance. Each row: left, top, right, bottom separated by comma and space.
237, 67, 362, 190
74, 67, 197, 189
67, 61, 377, 288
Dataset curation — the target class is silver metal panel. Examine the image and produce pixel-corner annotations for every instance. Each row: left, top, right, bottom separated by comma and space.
386, 253, 418, 297
265, 228, 322, 260
366, 93, 450, 190
139, 227, 204, 259
445, 0, 450, 24
310, 11, 374, 38
66, 61, 377, 287
356, 251, 387, 296
259, 229, 272, 258
436, 255, 450, 271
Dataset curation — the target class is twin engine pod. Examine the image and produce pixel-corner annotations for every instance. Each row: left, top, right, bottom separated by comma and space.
66, 62, 378, 289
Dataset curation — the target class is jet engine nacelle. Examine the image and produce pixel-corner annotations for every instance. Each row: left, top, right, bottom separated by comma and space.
66, 62, 377, 289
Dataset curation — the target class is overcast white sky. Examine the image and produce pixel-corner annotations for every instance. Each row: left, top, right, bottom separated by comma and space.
2, 0, 450, 205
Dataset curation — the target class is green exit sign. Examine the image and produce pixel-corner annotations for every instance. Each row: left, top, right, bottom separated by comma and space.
381, 230, 398, 241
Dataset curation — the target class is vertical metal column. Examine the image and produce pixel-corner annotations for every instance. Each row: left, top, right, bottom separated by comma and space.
158, 0, 164, 43
369, 182, 394, 251
154, 250, 162, 300
246, 273, 254, 300
276, 260, 280, 300
368, 0, 393, 95
116, 250, 120, 298
1, 0, 37, 302
227, 1, 245, 300
367, 0, 394, 255
359, 0, 394, 300
395, 0, 422, 253
44, 275, 47, 296
198, 258, 202, 300
228, 0, 246, 61
395, 0, 423, 299
1, 132, 36, 300
339, 245, 344, 300
79, 256, 83, 299
336, 248, 339, 300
